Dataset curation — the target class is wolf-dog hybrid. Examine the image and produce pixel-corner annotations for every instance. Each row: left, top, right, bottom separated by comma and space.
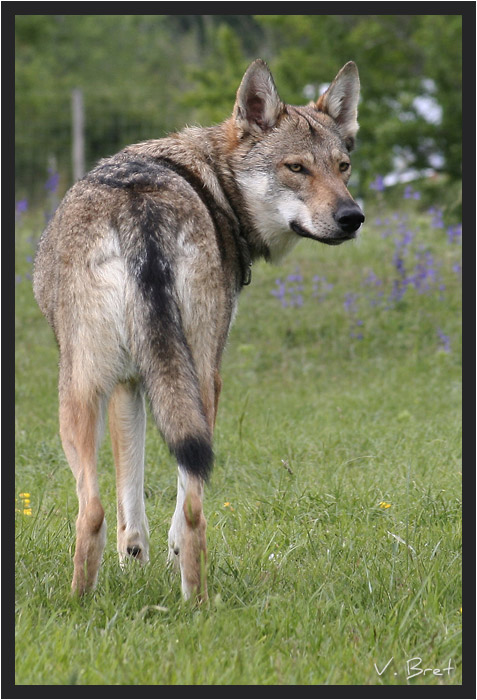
33, 60, 364, 601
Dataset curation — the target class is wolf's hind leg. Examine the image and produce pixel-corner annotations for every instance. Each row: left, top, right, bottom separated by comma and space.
59, 387, 107, 596
167, 369, 218, 602
167, 370, 220, 600
109, 381, 149, 565
168, 467, 208, 602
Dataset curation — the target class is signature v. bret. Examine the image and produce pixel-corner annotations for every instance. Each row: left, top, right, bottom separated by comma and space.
374, 656, 455, 680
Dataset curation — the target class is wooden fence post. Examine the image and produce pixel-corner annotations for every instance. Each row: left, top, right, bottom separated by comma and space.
71, 88, 85, 181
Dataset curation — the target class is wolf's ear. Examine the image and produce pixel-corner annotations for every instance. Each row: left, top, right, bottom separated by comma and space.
315, 62, 360, 150
233, 59, 284, 135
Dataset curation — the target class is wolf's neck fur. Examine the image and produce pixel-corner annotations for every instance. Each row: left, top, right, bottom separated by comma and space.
123, 123, 270, 263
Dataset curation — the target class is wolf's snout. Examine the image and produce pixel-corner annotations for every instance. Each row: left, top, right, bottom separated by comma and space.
334, 204, 365, 234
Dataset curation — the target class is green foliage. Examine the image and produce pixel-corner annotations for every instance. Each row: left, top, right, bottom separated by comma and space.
15, 193, 462, 685
179, 24, 249, 124
15, 14, 462, 202
15, 15, 187, 197
255, 14, 462, 189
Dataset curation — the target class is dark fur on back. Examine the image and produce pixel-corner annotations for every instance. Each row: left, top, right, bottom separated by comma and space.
87, 152, 252, 288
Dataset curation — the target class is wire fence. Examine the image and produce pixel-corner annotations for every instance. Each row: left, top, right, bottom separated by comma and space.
16, 93, 166, 204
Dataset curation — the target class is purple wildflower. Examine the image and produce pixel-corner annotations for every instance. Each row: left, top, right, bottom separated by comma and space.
446, 224, 462, 244
403, 248, 447, 298
413, 253, 432, 290
292, 294, 304, 308
403, 185, 421, 200
343, 292, 364, 339
271, 279, 288, 307
388, 224, 418, 303
399, 228, 414, 247
428, 206, 444, 229
15, 199, 28, 221
286, 269, 304, 307
392, 253, 406, 277
362, 270, 384, 307
271, 269, 304, 307
436, 328, 451, 353
343, 292, 358, 314
369, 175, 385, 192
363, 270, 382, 287
389, 279, 407, 303
45, 168, 60, 193
393, 212, 408, 224
312, 275, 333, 301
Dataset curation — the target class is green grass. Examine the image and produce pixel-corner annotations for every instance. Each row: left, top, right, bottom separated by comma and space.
15, 195, 462, 685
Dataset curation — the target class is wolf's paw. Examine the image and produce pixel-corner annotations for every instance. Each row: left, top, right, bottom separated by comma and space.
167, 542, 180, 570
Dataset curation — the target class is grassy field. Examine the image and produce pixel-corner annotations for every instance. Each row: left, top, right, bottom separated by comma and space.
14, 190, 462, 686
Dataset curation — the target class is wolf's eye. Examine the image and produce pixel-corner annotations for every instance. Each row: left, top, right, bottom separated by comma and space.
287, 163, 304, 173
339, 162, 350, 172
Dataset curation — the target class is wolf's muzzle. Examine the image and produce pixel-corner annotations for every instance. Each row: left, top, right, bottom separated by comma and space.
334, 203, 365, 234
290, 216, 362, 246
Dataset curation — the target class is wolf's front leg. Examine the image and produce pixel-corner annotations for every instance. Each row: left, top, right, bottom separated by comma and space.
168, 467, 208, 602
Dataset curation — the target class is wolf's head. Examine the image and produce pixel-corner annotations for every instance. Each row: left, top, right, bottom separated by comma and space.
228, 59, 364, 261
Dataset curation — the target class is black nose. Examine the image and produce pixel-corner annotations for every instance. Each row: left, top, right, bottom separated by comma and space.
334, 204, 365, 234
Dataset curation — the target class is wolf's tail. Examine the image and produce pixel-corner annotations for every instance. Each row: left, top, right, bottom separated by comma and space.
124, 196, 213, 482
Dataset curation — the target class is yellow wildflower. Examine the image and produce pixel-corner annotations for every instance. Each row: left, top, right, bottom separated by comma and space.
17, 492, 32, 516
379, 501, 392, 509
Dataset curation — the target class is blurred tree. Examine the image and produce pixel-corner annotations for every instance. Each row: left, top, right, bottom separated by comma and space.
15, 14, 462, 201
179, 23, 250, 124
15, 15, 191, 197
411, 15, 462, 179
254, 14, 462, 189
